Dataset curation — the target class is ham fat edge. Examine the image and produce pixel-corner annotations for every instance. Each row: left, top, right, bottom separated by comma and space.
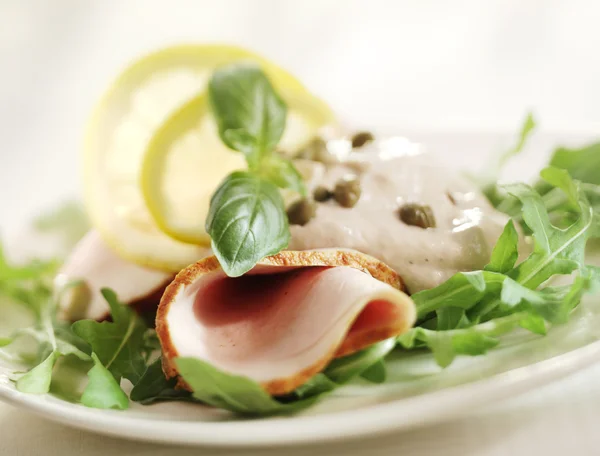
156, 249, 416, 396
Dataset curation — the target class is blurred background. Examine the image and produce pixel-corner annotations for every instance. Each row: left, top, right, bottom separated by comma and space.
1, 0, 599, 232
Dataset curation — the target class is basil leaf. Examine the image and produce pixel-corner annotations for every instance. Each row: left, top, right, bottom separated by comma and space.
72, 289, 147, 383
81, 353, 129, 410
206, 172, 290, 277
209, 63, 286, 167
261, 155, 307, 195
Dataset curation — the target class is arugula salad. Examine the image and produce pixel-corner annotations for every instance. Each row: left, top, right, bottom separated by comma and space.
1, 45, 600, 416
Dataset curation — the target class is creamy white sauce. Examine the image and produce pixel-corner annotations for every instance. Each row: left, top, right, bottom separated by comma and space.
289, 138, 509, 293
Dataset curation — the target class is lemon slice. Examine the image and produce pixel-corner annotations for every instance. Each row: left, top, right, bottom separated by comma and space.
84, 45, 310, 271
141, 88, 335, 245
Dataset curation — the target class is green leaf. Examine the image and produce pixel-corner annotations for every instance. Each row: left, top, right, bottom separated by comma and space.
540, 167, 580, 209
360, 360, 387, 383
412, 270, 505, 318
324, 338, 396, 383
292, 374, 337, 399
16, 351, 59, 394
519, 314, 547, 335
547, 142, 600, 187
436, 307, 471, 330
130, 357, 193, 405
261, 155, 307, 195
482, 112, 536, 205
81, 353, 129, 410
506, 173, 593, 288
499, 112, 537, 169
33, 200, 89, 252
209, 63, 286, 166
175, 357, 321, 416
584, 266, 600, 294
72, 289, 146, 383
205, 172, 290, 277
399, 313, 526, 368
485, 221, 519, 273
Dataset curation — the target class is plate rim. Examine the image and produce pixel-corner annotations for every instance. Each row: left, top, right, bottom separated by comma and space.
2, 335, 600, 447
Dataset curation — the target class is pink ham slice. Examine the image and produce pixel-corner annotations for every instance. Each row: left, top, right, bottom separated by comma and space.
157, 249, 416, 396
55, 231, 173, 320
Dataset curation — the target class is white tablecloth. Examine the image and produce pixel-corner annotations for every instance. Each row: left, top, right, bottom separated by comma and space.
2, 1, 600, 454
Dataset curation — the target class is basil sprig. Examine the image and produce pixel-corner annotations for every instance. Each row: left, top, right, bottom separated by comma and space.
207, 63, 306, 277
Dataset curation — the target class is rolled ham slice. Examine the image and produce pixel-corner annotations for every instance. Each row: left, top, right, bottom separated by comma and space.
157, 249, 416, 396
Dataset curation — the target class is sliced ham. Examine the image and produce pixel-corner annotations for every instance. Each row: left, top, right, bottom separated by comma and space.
157, 249, 416, 396
56, 231, 173, 320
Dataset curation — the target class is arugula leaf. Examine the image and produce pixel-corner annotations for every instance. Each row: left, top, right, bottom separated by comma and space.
324, 338, 396, 383
205, 172, 290, 277
209, 63, 286, 167
518, 314, 547, 335
398, 313, 528, 367
175, 357, 321, 415
81, 353, 129, 410
482, 113, 536, 205
360, 360, 387, 383
545, 142, 600, 187
405, 168, 598, 367
173, 339, 396, 415
130, 357, 193, 404
584, 266, 600, 294
485, 221, 519, 273
499, 112, 537, 169
412, 270, 505, 318
16, 351, 59, 394
33, 200, 89, 253
72, 289, 146, 383
12, 291, 91, 395
506, 173, 593, 288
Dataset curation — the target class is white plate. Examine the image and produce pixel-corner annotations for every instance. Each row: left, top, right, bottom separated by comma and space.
1, 132, 599, 447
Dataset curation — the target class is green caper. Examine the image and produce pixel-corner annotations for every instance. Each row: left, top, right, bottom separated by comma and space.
295, 137, 330, 162
313, 186, 333, 202
351, 131, 374, 148
334, 176, 362, 208
398, 203, 436, 229
287, 198, 317, 226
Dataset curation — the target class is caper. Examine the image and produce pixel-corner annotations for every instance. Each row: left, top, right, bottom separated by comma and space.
295, 137, 330, 162
398, 203, 436, 229
287, 198, 317, 226
313, 186, 333, 202
334, 176, 362, 208
351, 131, 374, 148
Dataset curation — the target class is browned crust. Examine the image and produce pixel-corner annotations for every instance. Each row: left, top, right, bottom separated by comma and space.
156, 249, 411, 396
